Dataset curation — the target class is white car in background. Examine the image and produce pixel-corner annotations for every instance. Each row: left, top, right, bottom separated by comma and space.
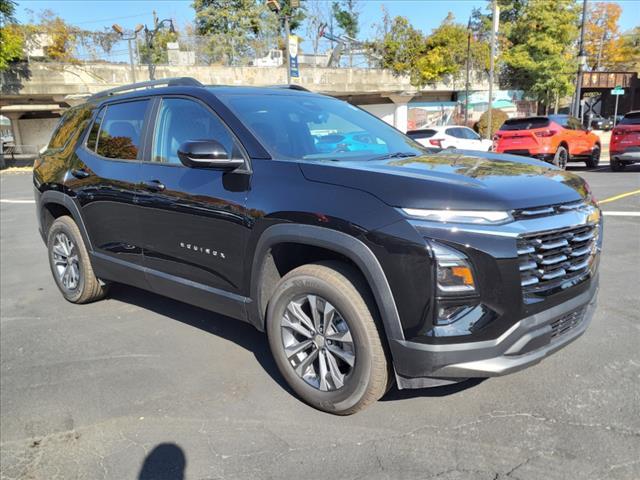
407, 126, 493, 152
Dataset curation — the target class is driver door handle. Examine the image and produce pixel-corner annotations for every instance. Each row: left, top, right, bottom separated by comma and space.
142, 179, 166, 192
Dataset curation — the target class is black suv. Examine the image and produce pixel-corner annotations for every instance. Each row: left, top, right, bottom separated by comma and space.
34, 78, 602, 414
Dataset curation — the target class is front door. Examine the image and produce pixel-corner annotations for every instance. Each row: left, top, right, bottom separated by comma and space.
137, 96, 252, 317
73, 99, 151, 268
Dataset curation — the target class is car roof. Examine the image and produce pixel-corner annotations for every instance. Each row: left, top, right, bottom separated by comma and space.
86, 78, 322, 107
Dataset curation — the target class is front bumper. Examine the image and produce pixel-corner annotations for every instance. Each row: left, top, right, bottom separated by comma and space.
391, 276, 598, 389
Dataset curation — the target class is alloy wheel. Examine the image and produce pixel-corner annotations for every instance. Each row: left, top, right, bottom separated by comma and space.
557, 149, 568, 169
280, 295, 355, 391
51, 232, 80, 291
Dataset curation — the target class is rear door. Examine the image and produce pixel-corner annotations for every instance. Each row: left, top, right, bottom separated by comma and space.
72, 99, 151, 268
137, 96, 252, 317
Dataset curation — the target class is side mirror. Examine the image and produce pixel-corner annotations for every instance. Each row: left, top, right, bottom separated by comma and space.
177, 140, 244, 170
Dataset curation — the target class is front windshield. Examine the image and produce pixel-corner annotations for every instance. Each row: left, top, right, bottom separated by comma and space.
216, 93, 427, 161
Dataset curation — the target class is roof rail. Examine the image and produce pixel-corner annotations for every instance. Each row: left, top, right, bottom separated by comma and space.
89, 77, 203, 102
270, 84, 310, 92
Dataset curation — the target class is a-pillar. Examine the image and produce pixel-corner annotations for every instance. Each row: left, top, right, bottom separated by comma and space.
386, 93, 415, 133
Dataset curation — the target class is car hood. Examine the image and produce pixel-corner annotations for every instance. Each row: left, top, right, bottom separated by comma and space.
299, 151, 589, 211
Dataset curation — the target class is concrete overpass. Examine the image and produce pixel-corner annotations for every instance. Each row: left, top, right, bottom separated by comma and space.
1, 62, 490, 152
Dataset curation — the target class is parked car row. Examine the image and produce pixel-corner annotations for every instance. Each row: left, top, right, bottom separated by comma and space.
407, 111, 639, 172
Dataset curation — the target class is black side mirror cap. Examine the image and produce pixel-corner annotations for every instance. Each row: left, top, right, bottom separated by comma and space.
177, 140, 244, 170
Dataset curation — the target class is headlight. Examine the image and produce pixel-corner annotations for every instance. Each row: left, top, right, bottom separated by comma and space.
402, 208, 513, 225
430, 241, 476, 295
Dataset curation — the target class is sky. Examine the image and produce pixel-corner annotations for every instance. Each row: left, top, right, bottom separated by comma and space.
13, 0, 640, 62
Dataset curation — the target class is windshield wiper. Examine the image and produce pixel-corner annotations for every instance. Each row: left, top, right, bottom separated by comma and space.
369, 152, 418, 161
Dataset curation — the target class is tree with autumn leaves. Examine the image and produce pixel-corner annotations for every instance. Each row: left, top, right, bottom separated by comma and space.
584, 2, 638, 71
371, 0, 637, 102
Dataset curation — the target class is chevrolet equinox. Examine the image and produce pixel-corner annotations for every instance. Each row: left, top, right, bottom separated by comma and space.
34, 78, 602, 414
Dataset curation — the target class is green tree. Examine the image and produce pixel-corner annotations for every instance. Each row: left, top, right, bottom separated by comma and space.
193, 0, 265, 64
332, 0, 359, 66
139, 28, 178, 65
476, 0, 580, 108
0, 0, 23, 70
370, 13, 489, 88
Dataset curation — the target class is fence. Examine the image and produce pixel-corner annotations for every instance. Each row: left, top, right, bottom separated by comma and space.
39, 32, 377, 69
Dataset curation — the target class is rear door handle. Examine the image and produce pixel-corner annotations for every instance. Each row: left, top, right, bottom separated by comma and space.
70, 168, 90, 179
142, 179, 166, 192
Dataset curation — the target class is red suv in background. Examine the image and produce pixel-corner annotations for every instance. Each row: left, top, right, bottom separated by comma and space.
610, 111, 640, 171
494, 115, 601, 169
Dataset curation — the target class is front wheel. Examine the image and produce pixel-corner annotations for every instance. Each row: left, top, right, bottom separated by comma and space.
553, 146, 569, 170
47, 216, 108, 304
585, 146, 600, 168
266, 262, 389, 415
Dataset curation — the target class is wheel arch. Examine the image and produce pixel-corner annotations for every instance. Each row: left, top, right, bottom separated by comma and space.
248, 224, 404, 343
39, 191, 93, 252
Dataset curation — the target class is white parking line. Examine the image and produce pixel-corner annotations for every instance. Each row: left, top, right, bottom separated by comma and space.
602, 211, 640, 217
0, 199, 35, 204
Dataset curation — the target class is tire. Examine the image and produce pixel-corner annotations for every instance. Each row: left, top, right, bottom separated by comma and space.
610, 159, 626, 171
47, 215, 108, 304
266, 261, 389, 415
585, 145, 600, 168
553, 146, 569, 170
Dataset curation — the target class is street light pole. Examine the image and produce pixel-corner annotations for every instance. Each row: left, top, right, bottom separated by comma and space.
126, 38, 136, 83
464, 18, 472, 125
486, 0, 499, 140
112, 24, 143, 83
284, 14, 291, 84
573, 0, 588, 118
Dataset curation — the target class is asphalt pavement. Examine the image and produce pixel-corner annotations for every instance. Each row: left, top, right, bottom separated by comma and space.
1, 167, 639, 480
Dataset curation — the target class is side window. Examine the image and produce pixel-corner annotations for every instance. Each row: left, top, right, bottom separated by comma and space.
152, 97, 241, 164
463, 128, 481, 140
94, 100, 149, 160
86, 107, 105, 151
446, 128, 463, 138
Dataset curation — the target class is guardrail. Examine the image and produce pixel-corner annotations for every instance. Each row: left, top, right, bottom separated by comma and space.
0, 144, 40, 168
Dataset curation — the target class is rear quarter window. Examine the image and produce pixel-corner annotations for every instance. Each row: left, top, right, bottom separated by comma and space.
90, 100, 149, 160
47, 105, 94, 152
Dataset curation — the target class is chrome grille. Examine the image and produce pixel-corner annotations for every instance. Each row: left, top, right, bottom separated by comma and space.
518, 223, 598, 292
513, 200, 585, 220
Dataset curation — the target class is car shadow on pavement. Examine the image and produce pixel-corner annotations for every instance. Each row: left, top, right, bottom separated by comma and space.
381, 378, 486, 402
138, 443, 186, 480
108, 284, 485, 403
107, 284, 293, 395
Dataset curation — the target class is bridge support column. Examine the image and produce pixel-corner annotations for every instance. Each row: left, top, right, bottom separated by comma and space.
386, 93, 414, 133
4, 112, 23, 146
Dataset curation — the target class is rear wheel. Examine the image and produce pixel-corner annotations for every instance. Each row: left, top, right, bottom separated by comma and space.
266, 262, 389, 415
585, 145, 600, 168
553, 146, 569, 170
611, 159, 626, 171
47, 216, 108, 304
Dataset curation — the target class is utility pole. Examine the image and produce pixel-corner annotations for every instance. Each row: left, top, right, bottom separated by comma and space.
284, 15, 291, 84
573, 0, 588, 117
486, 0, 499, 140
464, 18, 472, 125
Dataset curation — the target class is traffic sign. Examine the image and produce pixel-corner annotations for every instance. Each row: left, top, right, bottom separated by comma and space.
611, 87, 624, 95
